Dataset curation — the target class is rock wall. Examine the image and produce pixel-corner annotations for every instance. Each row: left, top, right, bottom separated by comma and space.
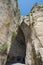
0, 0, 20, 65
15, 4, 43, 65
25, 4, 43, 65
6, 4, 43, 65
0, 1, 43, 65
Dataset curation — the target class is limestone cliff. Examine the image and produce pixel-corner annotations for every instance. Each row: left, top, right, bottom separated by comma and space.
0, 0, 20, 65
0, 1, 43, 65
25, 4, 43, 65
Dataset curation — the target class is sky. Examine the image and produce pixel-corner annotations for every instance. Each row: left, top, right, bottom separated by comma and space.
18, 0, 43, 16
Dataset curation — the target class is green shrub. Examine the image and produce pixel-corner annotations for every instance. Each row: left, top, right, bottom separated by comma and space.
12, 30, 17, 38
0, 42, 8, 54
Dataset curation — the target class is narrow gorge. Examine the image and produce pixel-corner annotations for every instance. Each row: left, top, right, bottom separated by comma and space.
0, 0, 43, 65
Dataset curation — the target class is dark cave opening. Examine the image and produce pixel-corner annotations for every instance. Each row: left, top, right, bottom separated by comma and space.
6, 27, 26, 65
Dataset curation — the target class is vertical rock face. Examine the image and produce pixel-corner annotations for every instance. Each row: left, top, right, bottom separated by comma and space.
16, 4, 43, 65
0, 1, 43, 65
0, 0, 13, 65
10, 0, 20, 23
0, 0, 20, 53
20, 17, 33, 65
25, 4, 43, 65
0, 0, 20, 65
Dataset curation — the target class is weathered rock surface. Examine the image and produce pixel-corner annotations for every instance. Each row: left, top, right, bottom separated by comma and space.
0, 1, 43, 65
0, 0, 20, 65
25, 4, 43, 65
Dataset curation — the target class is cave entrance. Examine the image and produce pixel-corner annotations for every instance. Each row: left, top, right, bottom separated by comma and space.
6, 27, 26, 65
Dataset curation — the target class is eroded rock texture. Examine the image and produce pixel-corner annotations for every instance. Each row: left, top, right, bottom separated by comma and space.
25, 4, 43, 65
0, 1, 43, 65
0, 0, 20, 65
16, 4, 43, 65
